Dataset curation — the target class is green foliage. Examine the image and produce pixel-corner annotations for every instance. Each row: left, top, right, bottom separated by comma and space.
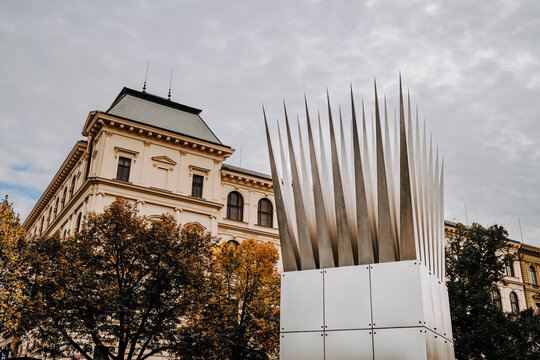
446, 222, 540, 359
11, 199, 216, 360
179, 238, 280, 360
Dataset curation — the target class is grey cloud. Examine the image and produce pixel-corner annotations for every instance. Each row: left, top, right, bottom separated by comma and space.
0, 0, 539, 245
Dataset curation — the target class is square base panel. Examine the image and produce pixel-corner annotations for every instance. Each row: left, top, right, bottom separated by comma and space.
373, 327, 455, 360
281, 261, 453, 339
325, 329, 373, 360
280, 331, 324, 360
281, 328, 454, 360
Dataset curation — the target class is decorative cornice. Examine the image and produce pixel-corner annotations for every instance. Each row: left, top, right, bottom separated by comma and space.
218, 222, 279, 239
189, 165, 211, 173
95, 177, 224, 210
114, 146, 139, 157
82, 112, 234, 160
23, 141, 88, 229
151, 156, 177, 166
520, 244, 540, 256
220, 171, 273, 190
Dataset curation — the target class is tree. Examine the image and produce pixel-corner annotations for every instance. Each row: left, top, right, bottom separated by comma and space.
0, 196, 28, 356
16, 199, 216, 360
446, 222, 540, 359
504, 309, 540, 359
180, 238, 280, 360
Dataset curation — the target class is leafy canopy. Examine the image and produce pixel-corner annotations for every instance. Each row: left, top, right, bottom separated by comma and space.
446, 222, 540, 360
17, 199, 216, 360
0, 196, 28, 336
180, 238, 280, 360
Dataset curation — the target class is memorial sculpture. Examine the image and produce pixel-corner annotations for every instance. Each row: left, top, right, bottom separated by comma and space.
264, 77, 455, 359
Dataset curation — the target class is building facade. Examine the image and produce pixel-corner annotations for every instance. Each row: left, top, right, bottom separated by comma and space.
23, 87, 279, 255
519, 244, 540, 311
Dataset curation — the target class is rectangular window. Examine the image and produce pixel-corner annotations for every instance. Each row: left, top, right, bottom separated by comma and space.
505, 262, 514, 277
191, 174, 204, 198
116, 157, 131, 182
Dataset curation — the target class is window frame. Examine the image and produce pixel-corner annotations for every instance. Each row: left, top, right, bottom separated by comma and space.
54, 198, 59, 217
226, 191, 244, 222
509, 291, 519, 313
505, 261, 515, 277
227, 239, 240, 249
116, 156, 132, 182
61, 187, 67, 208
530, 265, 537, 285
494, 290, 502, 310
257, 198, 273, 227
70, 175, 77, 198
191, 174, 204, 198
76, 213, 82, 233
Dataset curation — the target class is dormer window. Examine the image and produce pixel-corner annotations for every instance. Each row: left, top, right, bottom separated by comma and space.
116, 157, 131, 182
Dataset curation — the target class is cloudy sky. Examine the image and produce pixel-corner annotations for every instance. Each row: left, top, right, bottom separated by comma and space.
1, 0, 539, 246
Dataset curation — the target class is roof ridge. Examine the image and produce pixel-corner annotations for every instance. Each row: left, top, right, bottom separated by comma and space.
107, 87, 203, 114
105, 87, 223, 145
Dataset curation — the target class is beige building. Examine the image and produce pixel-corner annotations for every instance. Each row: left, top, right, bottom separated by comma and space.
519, 244, 540, 311
23, 87, 279, 254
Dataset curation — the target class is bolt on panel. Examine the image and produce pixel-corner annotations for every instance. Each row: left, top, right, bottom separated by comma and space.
280, 331, 325, 360
323, 266, 372, 330
373, 327, 428, 360
324, 329, 373, 360
371, 260, 425, 328
280, 269, 324, 332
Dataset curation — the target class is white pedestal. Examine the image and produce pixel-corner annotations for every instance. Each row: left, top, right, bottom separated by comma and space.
280, 260, 455, 360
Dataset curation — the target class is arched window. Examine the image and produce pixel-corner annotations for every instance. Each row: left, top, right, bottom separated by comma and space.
226, 191, 243, 222
76, 213, 82, 233
257, 198, 273, 227
530, 266, 537, 285
70, 175, 77, 198
227, 239, 240, 249
505, 261, 514, 277
510, 292, 519, 313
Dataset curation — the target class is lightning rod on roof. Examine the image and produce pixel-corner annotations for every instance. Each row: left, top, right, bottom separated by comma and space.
143, 61, 149, 93
168, 68, 173, 100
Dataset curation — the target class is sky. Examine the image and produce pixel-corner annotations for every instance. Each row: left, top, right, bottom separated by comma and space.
1, 0, 539, 246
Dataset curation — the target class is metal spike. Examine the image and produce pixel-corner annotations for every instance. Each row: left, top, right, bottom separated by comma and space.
362, 100, 378, 261
399, 76, 416, 260
375, 80, 396, 262
327, 91, 354, 266
339, 105, 358, 264
384, 96, 399, 259
318, 111, 339, 264
284, 102, 317, 269
351, 87, 375, 264
297, 115, 317, 244
263, 108, 299, 271
305, 97, 335, 268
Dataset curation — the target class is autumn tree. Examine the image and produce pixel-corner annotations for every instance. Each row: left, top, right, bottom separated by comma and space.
0, 196, 28, 356
15, 199, 215, 360
180, 238, 280, 360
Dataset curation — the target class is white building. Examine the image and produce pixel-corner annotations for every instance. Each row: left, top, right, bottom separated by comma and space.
23, 87, 279, 250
